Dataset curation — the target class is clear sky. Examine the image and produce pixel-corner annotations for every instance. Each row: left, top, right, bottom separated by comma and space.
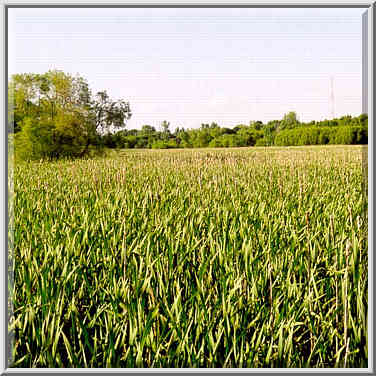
8, 7, 365, 131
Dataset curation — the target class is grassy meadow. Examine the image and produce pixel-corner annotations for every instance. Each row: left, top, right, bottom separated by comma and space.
9, 145, 367, 367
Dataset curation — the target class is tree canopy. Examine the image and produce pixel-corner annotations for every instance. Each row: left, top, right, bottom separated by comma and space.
101, 114, 367, 151
9, 70, 367, 159
9, 70, 131, 160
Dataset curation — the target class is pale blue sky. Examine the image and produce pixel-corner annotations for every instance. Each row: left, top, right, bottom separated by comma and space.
9, 7, 365, 130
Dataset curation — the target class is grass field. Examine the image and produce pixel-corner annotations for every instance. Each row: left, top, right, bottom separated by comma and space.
9, 145, 368, 367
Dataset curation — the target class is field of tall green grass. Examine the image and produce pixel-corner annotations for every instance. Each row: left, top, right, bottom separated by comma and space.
9, 145, 367, 367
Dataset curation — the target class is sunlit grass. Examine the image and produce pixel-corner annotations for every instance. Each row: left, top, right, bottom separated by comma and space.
10, 145, 367, 367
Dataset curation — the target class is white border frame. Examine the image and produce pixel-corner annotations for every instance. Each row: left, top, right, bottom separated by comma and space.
1, 1, 373, 374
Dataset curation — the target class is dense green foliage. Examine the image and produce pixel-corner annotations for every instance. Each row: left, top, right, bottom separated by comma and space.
9, 70, 367, 159
11, 146, 367, 367
9, 70, 131, 160
275, 125, 368, 147
102, 113, 367, 150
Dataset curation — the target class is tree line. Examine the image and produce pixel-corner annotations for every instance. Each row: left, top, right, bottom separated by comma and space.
9, 70, 367, 160
101, 112, 368, 150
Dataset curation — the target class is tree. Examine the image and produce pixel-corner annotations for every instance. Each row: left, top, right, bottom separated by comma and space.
161, 120, 170, 140
92, 90, 132, 134
11, 71, 95, 159
140, 125, 156, 135
236, 126, 263, 146
54, 109, 97, 157
249, 120, 263, 130
9, 70, 93, 125
11, 70, 131, 159
359, 113, 368, 127
176, 128, 190, 147
14, 117, 57, 160
9, 73, 40, 133
196, 130, 212, 147
279, 111, 299, 131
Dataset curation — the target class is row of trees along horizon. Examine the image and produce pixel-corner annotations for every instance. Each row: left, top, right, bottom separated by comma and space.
9, 70, 368, 160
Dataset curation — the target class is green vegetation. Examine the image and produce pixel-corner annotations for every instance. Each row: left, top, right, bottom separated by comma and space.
9, 70, 131, 160
101, 113, 368, 151
9, 70, 367, 161
102, 112, 368, 149
10, 146, 367, 367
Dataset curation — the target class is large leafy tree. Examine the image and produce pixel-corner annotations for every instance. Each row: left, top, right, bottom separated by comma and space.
9, 70, 93, 129
9, 70, 131, 159
10, 70, 96, 159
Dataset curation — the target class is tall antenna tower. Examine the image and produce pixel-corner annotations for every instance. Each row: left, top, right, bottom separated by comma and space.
330, 76, 335, 119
